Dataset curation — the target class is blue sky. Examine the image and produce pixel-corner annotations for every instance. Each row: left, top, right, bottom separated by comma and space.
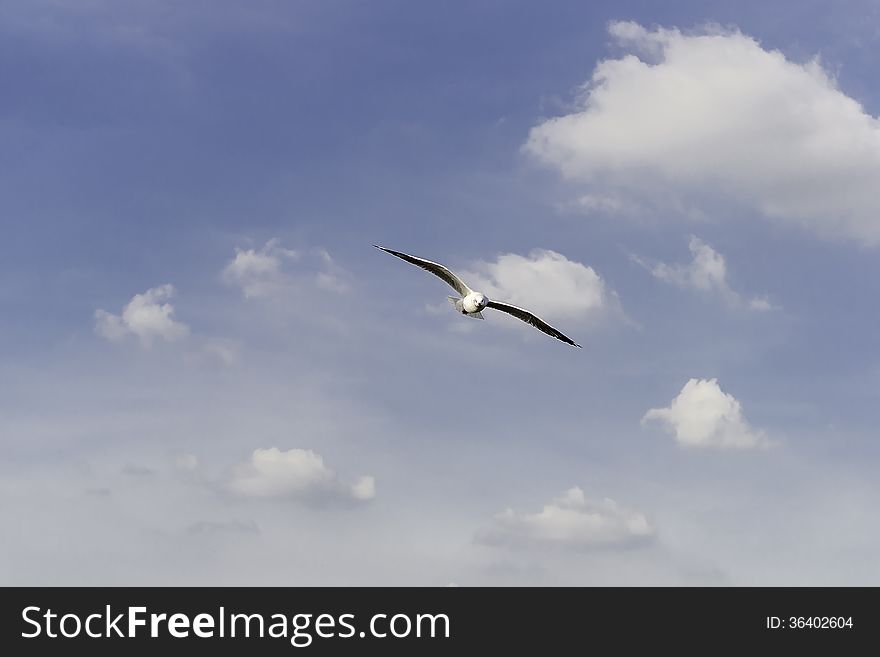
2, 0, 880, 584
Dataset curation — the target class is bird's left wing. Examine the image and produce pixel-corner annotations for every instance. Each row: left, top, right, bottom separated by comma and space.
486, 300, 581, 348
373, 245, 472, 297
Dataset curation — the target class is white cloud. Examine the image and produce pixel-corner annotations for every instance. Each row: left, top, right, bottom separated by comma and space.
650, 237, 727, 292
642, 378, 767, 449
95, 284, 189, 347
477, 486, 654, 549
174, 453, 199, 472
223, 240, 350, 298
201, 338, 240, 366
636, 236, 773, 310
525, 21, 880, 245
461, 249, 611, 321
181, 338, 242, 369
228, 448, 375, 504
574, 192, 641, 215
748, 296, 774, 311
186, 520, 259, 536
313, 248, 351, 293
350, 475, 376, 502
222, 238, 299, 298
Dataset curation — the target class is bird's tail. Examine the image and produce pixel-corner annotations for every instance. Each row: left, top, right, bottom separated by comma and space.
448, 296, 464, 312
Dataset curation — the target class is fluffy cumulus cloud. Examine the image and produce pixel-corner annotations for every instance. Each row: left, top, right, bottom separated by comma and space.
228, 447, 375, 504
477, 486, 654, 549
635, 236, 773, 310
525, 21, 880, 245
461, 249, 611, 321
642, 378, 767, 449
94, 284, 189, 347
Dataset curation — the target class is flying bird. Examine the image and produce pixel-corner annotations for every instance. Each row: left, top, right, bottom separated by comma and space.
373, 245, 581, 347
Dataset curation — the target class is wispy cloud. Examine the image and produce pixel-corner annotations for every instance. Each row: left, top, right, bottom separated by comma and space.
633, 236, 775, 310
95, 284, 189, 347
477, 486, 654, 550
222, 238, 299, 299
223, 239, 351, 298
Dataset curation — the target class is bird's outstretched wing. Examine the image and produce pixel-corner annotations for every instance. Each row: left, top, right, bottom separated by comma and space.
373, 245, 472, 297
486, 300, 581, 348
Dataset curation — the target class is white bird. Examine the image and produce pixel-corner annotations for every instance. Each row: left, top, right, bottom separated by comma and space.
374, 245, 581, 348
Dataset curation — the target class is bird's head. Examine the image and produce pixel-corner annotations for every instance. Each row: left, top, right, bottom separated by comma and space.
474, 293, 488, 309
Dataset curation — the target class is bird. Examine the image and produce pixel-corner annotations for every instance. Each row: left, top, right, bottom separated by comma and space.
373, 245, 581, 347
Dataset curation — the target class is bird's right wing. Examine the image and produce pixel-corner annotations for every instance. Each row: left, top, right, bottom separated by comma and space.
486, 300, 581, 348
373, 245, 472, 296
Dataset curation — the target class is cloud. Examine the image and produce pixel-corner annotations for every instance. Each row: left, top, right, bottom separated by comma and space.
222, 238, 299, 298
350, 474, 376, 502
186, 520, 259, 536
477, 486, 654, 549
461, 249, 612, 321
122, 463, 156, 478
95, 284, 189, 347
313, 248, 351, 294
642, 378, 767, 449
634, 236, 774, 310
525, 21, 880, 245
223, 240, 350, 298
201, 338, 240, 366
228, 448, 375, 505
84, 487, 112, 498
573, 192, 643, 216
174, 453, 199, 472
748, 296, 774, 311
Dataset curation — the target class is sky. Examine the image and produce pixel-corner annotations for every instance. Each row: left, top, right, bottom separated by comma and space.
2, 0, 880, 585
